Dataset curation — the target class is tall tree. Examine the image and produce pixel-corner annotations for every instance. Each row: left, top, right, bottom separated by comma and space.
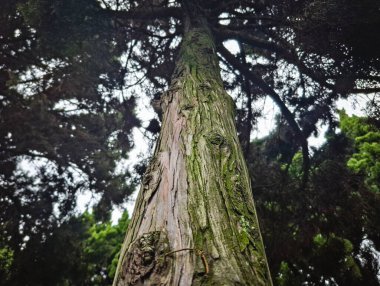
114, 4, 272, 285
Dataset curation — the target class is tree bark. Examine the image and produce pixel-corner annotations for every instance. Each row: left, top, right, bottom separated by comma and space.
113, 9, 272, 286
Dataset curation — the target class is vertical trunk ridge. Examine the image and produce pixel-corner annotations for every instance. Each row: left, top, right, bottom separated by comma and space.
113, 16, 272, 286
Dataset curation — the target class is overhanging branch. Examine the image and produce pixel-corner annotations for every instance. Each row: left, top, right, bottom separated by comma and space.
351, 88, 380, 94
101, 6, 182, 21
214, 27, 335, 91
218, 44, 310, 187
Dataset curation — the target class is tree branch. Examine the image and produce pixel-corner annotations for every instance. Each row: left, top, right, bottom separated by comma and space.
214, 27, 335, 91
101, 6, 182, 21
213, 27, 283, 53
351, 87, 380, 94
218, 44, 310, 187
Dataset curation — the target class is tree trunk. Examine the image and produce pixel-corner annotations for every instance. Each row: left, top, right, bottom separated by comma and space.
113, 8, 272, 286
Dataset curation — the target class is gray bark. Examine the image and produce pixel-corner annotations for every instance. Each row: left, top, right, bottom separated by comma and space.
113, 15, 272, 286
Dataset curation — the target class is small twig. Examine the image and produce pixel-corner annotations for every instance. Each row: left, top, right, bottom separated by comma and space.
199, 251, 209, 274
164, 248, 209, 274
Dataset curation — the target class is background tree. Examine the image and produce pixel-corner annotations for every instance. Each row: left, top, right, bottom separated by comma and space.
1, 1, 138, 285
0, 209, 129, 286
248, 115, 380, 285
84, 210, 130, 285
339, 111, 380, 193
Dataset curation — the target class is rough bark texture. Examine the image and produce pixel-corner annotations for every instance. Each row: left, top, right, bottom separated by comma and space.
113, 17, 272, 286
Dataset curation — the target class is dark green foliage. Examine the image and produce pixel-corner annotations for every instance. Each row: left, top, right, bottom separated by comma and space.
84, 211, 130, 285
0, 210, 129, 286
0, 244, 13, 282
1, 1, 139, 284
145, 118, 161, 134
1, 0, 139, 245
292, 0, 380, 65
249, 118, 380, 285
340, 111, 380, 193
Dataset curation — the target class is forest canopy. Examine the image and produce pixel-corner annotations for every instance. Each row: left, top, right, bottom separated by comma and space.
0, 0, 379, 285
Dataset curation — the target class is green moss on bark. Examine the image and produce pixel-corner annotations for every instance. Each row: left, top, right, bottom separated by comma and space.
114, 22, 272, 286
174, 26, 272, 285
